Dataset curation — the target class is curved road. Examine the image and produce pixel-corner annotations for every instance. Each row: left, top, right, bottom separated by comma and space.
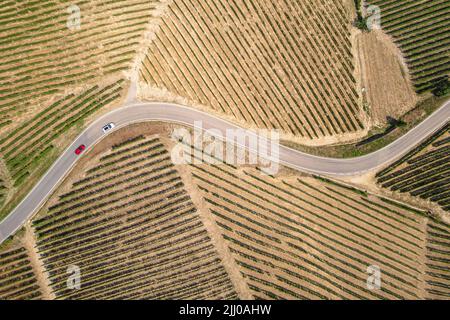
0, 100, 449, 243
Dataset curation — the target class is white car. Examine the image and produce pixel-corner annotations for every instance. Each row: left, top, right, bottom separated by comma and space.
102, 123, 115, 134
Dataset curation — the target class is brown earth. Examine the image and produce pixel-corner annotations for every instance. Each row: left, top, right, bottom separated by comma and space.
355, 30, 418, 127
1, 123, 449, 300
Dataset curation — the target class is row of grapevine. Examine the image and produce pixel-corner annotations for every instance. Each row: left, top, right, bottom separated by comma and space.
0, 80, 125, 188
424, 219, 450, 299
140, 0, 364, 140
32, 135, 238, 300
0, 246, 42, 300
368, 0, 450, 93
377, 122, 450, 211
0, 0, 162, 129
190, 159, 428, 299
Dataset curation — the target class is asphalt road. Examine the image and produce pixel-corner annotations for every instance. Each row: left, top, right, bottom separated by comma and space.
0, 100, 449, 243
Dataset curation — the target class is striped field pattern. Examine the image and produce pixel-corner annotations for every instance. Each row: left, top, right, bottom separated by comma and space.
0, 177, 6, 207
141, 0, 364, 140
191, 161, 431, 299
0, 0, 161, 129
0, 79, 125, 188
377, 122, 450, 212
424, 219, 450, 299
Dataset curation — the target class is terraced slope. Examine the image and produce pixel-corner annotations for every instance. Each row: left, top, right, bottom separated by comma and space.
32, 135, 238, 300
367, 0, 450, 93
0, 0, 162, 130
425, 219, 450, 299
0, 246, 42, 300
190, 162, 428, 299
377, 122, 450, 212
141, 0, 364, 140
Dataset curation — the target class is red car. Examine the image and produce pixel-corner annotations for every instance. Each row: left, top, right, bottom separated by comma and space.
75, 144, 86, 155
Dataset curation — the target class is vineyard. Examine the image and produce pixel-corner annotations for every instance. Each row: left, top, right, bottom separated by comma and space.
377, 122, 450, 212
0, 246, 42, 300
0, 0, 168, 216
367, 0, 450, 93
0, 125, 449, 300
0, 0, 163, 130
31, 133, 238, 299
424, 219, 450, 299
180, 132, 449, 299
187, 135, 450, 300
190, 160, 429, 299
1, 0, 450, 301
0, 177, 6, 207
140, 0, 365, 141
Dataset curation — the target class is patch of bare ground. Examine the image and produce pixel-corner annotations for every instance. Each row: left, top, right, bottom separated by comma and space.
355, 29, 418, 126
21, 225, 54, 300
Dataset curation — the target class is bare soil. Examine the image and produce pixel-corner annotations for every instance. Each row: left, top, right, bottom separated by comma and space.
355, 30, 418, 126
21, 225, 55, 300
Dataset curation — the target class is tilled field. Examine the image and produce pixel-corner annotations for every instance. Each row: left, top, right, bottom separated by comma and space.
424, 218, 450, 299
0, 0, 169, 216
0, 79, 125, 189
1, 126, 450, 300
0, 177, 6, 207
